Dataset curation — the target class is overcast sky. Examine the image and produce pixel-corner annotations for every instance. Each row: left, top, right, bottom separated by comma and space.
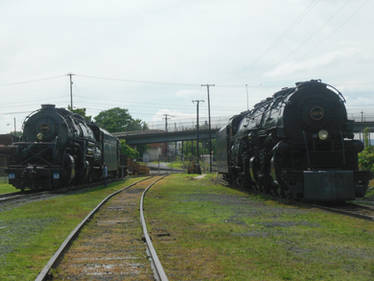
0, 0, 373, 133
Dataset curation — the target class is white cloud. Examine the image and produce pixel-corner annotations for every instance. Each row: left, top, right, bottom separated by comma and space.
264, 48, 359, 78
150, 109, 195, 122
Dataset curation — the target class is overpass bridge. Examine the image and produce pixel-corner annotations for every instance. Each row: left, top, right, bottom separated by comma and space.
113, 121, 374, 145
113, 128, 220, 145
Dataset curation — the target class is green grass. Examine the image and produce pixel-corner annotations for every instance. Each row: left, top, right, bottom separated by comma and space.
146, 174, 374, 281
0, 177, 144, 280
0, 183, 17, 194
167, 160, 185, 169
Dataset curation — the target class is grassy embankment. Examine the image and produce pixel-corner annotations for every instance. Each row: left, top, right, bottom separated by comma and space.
146, 174, 374, 281
0, 183, 17, 195
0, 177, 144, 280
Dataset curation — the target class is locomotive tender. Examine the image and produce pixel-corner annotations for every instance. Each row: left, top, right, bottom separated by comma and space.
216, 80, 371, 201
7, 104, 126, 190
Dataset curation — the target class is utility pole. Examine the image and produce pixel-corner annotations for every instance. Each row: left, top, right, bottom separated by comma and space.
201, 83, 215, 172
67, 73, 75, 109
181, 140, 184, 161
361, 111, 364, 142
163, 114, 173, 161
13, 117, 16, 134
192, 100, 204, 163
174, 122, 177, 160
245, 84, 249, 110
163, 114, 172, 132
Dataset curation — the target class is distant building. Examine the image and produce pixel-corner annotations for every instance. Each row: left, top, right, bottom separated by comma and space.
142, 143, 162, 162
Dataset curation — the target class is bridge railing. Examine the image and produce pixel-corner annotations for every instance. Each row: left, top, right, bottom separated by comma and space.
146, 116, 230, 132
348, 113, 374, 122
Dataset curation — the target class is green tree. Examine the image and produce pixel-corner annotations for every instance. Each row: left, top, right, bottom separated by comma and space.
359, 146, 374, 173
359, 128, 373, 172
68, 106, 92, 122
94, 107, 147, 133
120, 139, 139, 159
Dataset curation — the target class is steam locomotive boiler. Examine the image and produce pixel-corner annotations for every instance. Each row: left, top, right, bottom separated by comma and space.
216, 80, 371, 201
7, 104, 125, 190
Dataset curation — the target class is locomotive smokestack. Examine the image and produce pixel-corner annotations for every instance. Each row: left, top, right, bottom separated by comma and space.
41, 104, 56, 109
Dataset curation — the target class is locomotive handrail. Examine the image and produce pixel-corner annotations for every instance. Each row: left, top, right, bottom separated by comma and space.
22, 109, 39, 131
324, 83, 346, 103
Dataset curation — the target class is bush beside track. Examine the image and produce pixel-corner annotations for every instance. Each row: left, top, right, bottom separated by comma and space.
0, 178, 145, 280
145, 174, 374, 281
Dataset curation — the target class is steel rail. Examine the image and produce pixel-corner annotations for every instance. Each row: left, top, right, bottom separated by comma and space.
140, 175, 169, 281
221, 176, 374, 221
1, 178, 125, 204
35, 176, 152, 281
0, 179, 116, 204
0, 190, 50, 203
313, 203, 374, 221
0, 191, 26, 199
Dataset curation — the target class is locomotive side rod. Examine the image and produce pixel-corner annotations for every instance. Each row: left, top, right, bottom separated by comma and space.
35, 176, 152, 281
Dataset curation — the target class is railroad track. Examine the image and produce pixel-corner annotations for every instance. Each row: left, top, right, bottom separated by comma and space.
0, 178, 124, 206
0, 191, 28, 202
313, 202, 374, 221
35, 175, 169, 281
0, 190, 54, 209
219, 175, 374, 221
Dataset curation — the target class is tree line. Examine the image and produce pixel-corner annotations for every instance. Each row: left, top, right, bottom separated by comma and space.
68, 106, 147, 159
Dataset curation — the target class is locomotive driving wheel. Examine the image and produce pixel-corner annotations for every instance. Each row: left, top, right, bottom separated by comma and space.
63, 153, 75, 185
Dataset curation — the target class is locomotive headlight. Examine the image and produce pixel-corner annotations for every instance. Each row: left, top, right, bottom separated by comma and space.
37, 132, 43, 141
318, 129, 328, 140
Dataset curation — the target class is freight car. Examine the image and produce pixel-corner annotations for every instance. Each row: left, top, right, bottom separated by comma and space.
216, 80, 372, 201
7, 104, 126, 190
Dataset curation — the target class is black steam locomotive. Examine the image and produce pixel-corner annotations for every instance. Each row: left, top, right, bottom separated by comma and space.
7, 104, 126, 190
216, 80, 371, 201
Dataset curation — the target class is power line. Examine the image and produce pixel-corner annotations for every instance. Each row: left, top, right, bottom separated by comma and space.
272, 0, 353, 66
77, 74, 200, 87
77, 74, 267, 88
0, 110, 34, 115
248, 0, 321, 68
297, 0, 370, 60
0, 75, 65, 86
